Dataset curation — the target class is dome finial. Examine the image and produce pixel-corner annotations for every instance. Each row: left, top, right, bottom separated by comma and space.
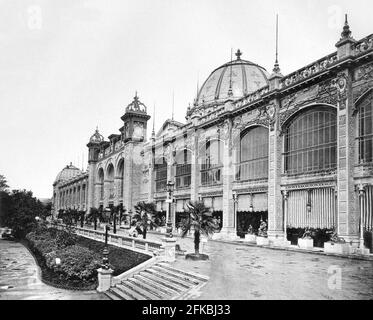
235, 49, 242, 60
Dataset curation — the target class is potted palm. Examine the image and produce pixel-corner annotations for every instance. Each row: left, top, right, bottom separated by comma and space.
298, 227, 314, 250
256, 219, 270, 246
324, 229, 351, 254
133, 201, 157, 239
180, 201, 219, 261
87, 207, 102, 230
245, 224, 257, 242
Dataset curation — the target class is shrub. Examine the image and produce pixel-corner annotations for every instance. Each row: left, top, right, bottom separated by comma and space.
45, 245, 101, 281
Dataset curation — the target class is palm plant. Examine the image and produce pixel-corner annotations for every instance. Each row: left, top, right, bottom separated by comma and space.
87, 207, 102, 230
133, 201, 157, 239
180, 201, 219, 257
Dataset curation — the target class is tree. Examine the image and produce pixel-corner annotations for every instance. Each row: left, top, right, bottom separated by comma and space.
180, 201, 219, 259
0, 174, 9, 192
87, 207, 102, 230
133, 201, 157, 239
2, 189, 46, 238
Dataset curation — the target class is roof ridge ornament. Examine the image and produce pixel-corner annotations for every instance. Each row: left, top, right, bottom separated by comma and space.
341, 14, 352, 40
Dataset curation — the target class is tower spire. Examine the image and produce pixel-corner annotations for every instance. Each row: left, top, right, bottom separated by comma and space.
341, 13, 352, 40
152, 103, 156, 136
228, 48, 233, 97
272, 14, 281, 74
172, 91, 174, 121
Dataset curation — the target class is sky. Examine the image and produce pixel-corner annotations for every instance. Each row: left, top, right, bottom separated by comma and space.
0, 0, 372, 198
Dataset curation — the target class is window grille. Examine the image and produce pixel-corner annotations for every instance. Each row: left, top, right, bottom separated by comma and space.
175, 149, 191, 189
284, 108, 337, 175
236, 126, 269, 181
357, 92, 373, 164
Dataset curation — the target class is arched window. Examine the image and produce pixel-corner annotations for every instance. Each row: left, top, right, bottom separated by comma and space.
284, 107, 337, 175
357, 91, 373, 164
98, 168, 104, 200
155, 157, 167, 192
107, 164, 114, 200
236, 126, 269, 181
200, 140, 223, 186
175, 149, 192, 189
117, 159, 124, 197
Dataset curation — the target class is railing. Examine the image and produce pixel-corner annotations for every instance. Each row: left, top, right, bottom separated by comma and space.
201, 165, 223, 186
176, 164, 191, 189
72, 226, 162, 255
354, 34, 373, 56
235, 158, 268, 181
280, 52, 338, 89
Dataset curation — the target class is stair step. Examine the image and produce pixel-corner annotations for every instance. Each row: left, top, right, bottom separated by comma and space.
152, 265, 201, 285
134, 274, 180, 298
110, 287, 135, 300
139, 271, 185, 293
117, 283, 149, 300
126, 278, 162, 300
145, 268, 194, 289
105, 290, 122, 300
157, 262, 209, 282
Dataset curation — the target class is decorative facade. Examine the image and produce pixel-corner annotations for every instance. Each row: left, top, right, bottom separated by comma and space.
53, 19, 373, 246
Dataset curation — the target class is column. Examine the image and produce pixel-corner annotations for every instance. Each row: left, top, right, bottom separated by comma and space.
190, 132, 199, 202
336, 71, 359, 245
267, 99, 285, 242
220, 120, 236, 239
358, 185, 365, 248
87, 162, 97, 211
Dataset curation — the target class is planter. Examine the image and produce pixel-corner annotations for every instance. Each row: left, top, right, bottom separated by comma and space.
298, 238, 314, 250
324, 242, 351, 255
158, 227, 167, 234
244, 234, 257, 242
256, 237, 269, 246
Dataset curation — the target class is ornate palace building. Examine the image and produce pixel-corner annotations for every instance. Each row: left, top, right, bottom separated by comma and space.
53, 18, 373, 247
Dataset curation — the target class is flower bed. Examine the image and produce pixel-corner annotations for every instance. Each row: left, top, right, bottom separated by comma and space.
24, 227, 150, 290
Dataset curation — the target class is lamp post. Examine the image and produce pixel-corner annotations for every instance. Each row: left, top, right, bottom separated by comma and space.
102, 208, 111, 269
166, 180, 175, 238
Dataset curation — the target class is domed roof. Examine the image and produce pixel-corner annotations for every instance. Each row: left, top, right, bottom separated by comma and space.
195, 49, 269, 106
89, 127, 104, 144
54, 163, 82, 184
126, 92, 147, 113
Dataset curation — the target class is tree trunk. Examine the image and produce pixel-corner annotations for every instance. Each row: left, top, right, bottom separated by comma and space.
194, 230, 200, 255
94, 218, 97, 230
80, 213, 84, 228
113, 214, 117, 234
143, 227, 147, 239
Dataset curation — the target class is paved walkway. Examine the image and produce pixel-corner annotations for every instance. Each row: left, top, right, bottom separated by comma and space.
85, 225, 373, 300
0, 240, 109, 300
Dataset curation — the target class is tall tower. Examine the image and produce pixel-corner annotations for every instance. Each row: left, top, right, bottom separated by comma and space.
86, 127, 104, 211
121, 93, 151, 142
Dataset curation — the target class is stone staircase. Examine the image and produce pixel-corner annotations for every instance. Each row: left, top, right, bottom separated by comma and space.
105, 262, 208, 300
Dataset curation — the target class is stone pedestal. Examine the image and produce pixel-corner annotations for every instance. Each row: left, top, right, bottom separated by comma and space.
351, 247, 370, 255
244, 234, 257, 242
97, 268, 113, 292
162, 237, 177, 262
298, 238, 314, 250
324, 242, 351, 255
256, 237, 270, 246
